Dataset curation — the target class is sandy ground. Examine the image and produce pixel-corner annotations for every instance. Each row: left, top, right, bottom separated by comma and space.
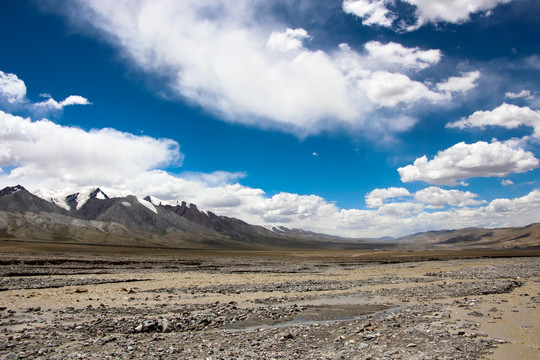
0, 249, 538, 359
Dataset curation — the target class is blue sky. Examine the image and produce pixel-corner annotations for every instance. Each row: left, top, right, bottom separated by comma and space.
1, 0, 539, 237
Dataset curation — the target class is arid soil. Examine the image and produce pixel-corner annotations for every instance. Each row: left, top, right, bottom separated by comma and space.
0, 245, 538, 359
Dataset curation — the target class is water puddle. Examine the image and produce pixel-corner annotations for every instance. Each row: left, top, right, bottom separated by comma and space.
280, 294, 384, 307
225, 295, 399, 332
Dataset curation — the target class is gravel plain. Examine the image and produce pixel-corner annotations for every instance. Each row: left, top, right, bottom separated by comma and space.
0, 248, 539, 360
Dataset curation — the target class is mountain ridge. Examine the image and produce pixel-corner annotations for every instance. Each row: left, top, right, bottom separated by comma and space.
0, 185, 539, 250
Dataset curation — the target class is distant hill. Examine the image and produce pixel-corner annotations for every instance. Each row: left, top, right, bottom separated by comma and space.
398, 223, 540, 249
0, 185, 538, 250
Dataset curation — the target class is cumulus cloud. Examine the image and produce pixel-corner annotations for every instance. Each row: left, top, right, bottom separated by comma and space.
364, 41, 441, 70
339, 189, 540, 237
343, 0, 513, 31
267, 28, 310, 52
365, 187, 411, 208
35, 94, 91, 110
436, 71, 480, 93
250, 192, 339, 224
342, 0, 396, 27
505, 90, 534, 100
0, 70, 90, 113
414, 186, 485, 208
408, 0, 513, 25
398, 141, 539, 185
377, 201, 424, 216
0, 70, 27, 104
0, 110, 181, 189
53, 0, 472, 138
447, 103, 540, 139
359, 71, 446, 107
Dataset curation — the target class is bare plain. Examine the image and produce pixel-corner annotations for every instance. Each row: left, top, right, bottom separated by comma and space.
1, 241, 539, 359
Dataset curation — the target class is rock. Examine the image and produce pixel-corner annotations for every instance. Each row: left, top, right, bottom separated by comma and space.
278, 332, 295, 341
333, 335, 345, 342
467, 311, 484, 317
25, 307, 41, 312
160, 318, 171, 333
99, 336, 116, 345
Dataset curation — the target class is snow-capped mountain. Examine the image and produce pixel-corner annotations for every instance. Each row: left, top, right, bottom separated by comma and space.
0, 185, 351, 249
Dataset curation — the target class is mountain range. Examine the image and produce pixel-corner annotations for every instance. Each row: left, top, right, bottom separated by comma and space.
0, 185, 538, 250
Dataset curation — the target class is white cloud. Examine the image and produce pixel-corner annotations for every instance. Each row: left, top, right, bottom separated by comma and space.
267, 28, 310, 52
250, 192, 338, 224
343, 0, 513, 31
333, 189, 540, 237
342, 0, 396, 27
414, 186, 485, 208
35, 94, 91, 110
408, 0, 513, 25
447, 103, 540, 139
485, 190, 540, 217
0, 70, 27, 104
501, 179, 513, 186
0, 70, 90, 112
0, 110, 181, 189
398, 141, 539, 185
505, 90, 534, 100
65, 1, 358, 136
59, 95, 91, 107
364, 41, 441, 70
180, 171, 246, 187
365, 187, 411, 208
436, 71, 480, 93
57, 1, 470, 138
360, 70, 446, 107
377, 202, 424, 216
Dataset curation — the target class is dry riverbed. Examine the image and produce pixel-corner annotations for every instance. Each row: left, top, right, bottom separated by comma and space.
0, 248, 538, 359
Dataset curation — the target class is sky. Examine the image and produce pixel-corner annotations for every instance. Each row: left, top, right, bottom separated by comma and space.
1, 0, 540, 238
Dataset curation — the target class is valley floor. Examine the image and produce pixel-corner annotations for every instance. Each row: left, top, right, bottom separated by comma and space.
0, 243, 539, 359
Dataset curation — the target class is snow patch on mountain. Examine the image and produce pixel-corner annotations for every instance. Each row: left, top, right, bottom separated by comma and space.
34, 186, 131, 210
34, 188, 73, 210
136, 196, 157, 214
74, 188, 103, 210
146, 195, 182, 207
263, 224, 291, 233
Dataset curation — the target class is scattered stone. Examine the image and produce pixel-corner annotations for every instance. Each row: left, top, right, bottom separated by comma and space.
468, 311, 484, 317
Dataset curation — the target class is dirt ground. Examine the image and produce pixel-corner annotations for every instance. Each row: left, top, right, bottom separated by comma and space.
0, 242, 539, 359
